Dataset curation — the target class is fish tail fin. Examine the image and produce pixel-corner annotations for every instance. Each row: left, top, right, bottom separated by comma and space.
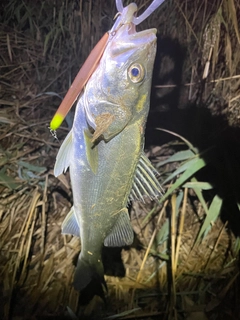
73, 255, 107, 292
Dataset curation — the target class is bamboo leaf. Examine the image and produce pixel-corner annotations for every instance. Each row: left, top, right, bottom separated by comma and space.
156, 150, 195, 168
159, 158, 206, 205
156, 128, 198, 152
142, 206, 158, 225
18, 161, 46, 173
163, 157, 206, 185
156, 218, 169, 245
196, 195, 223, 242
0, 168, 19, 190
191, 179, 210, 215
156, 191, 183, 246
183, 181, 213, 190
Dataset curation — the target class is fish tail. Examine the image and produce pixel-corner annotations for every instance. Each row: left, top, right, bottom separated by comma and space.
73, 254, 107, 292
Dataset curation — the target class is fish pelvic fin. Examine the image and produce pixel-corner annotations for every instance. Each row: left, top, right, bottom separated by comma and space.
73, 254, 107, 293
84, 129, 98, 174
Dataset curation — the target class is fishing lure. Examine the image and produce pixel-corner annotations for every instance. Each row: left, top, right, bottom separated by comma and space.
50, 32, 109, 130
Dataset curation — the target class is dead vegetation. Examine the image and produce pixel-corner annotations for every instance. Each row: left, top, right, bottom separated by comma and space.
0, 0, 240, 319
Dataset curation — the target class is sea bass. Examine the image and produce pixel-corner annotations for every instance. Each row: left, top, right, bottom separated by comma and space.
54, 1, 163, 291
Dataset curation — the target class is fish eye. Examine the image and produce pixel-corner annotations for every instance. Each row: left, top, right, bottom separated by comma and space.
128, 63, 144, 83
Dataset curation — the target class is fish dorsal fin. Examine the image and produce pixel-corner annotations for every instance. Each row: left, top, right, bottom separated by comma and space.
129, 153, 163, 202
54, 130, 73, 177
104, 208, 134, 247
62, 206, 80, 237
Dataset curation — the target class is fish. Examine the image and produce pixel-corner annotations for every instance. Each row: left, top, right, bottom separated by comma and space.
54, 1, 163, 292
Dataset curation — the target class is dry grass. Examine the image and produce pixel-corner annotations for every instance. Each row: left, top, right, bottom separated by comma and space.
0, 0, 240, 319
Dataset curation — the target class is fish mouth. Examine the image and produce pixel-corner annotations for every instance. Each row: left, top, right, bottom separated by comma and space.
109, 2, 157, 55
110, 25, 157, 57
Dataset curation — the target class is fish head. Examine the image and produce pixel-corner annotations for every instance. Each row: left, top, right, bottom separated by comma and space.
99, 3, 157, 120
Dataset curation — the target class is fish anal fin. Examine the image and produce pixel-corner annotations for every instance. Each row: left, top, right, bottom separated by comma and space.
129, 152, 163, 202
62, 206, 80, 237
104, 208, 134, 247
54, 130, 73, 177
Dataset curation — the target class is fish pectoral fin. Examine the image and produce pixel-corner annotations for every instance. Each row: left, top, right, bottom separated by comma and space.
84, 130, 98, 174
54, 129, 73, 177
104, 208, 134, 247
62, 206, 80, 237
129, 152, 163, 202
